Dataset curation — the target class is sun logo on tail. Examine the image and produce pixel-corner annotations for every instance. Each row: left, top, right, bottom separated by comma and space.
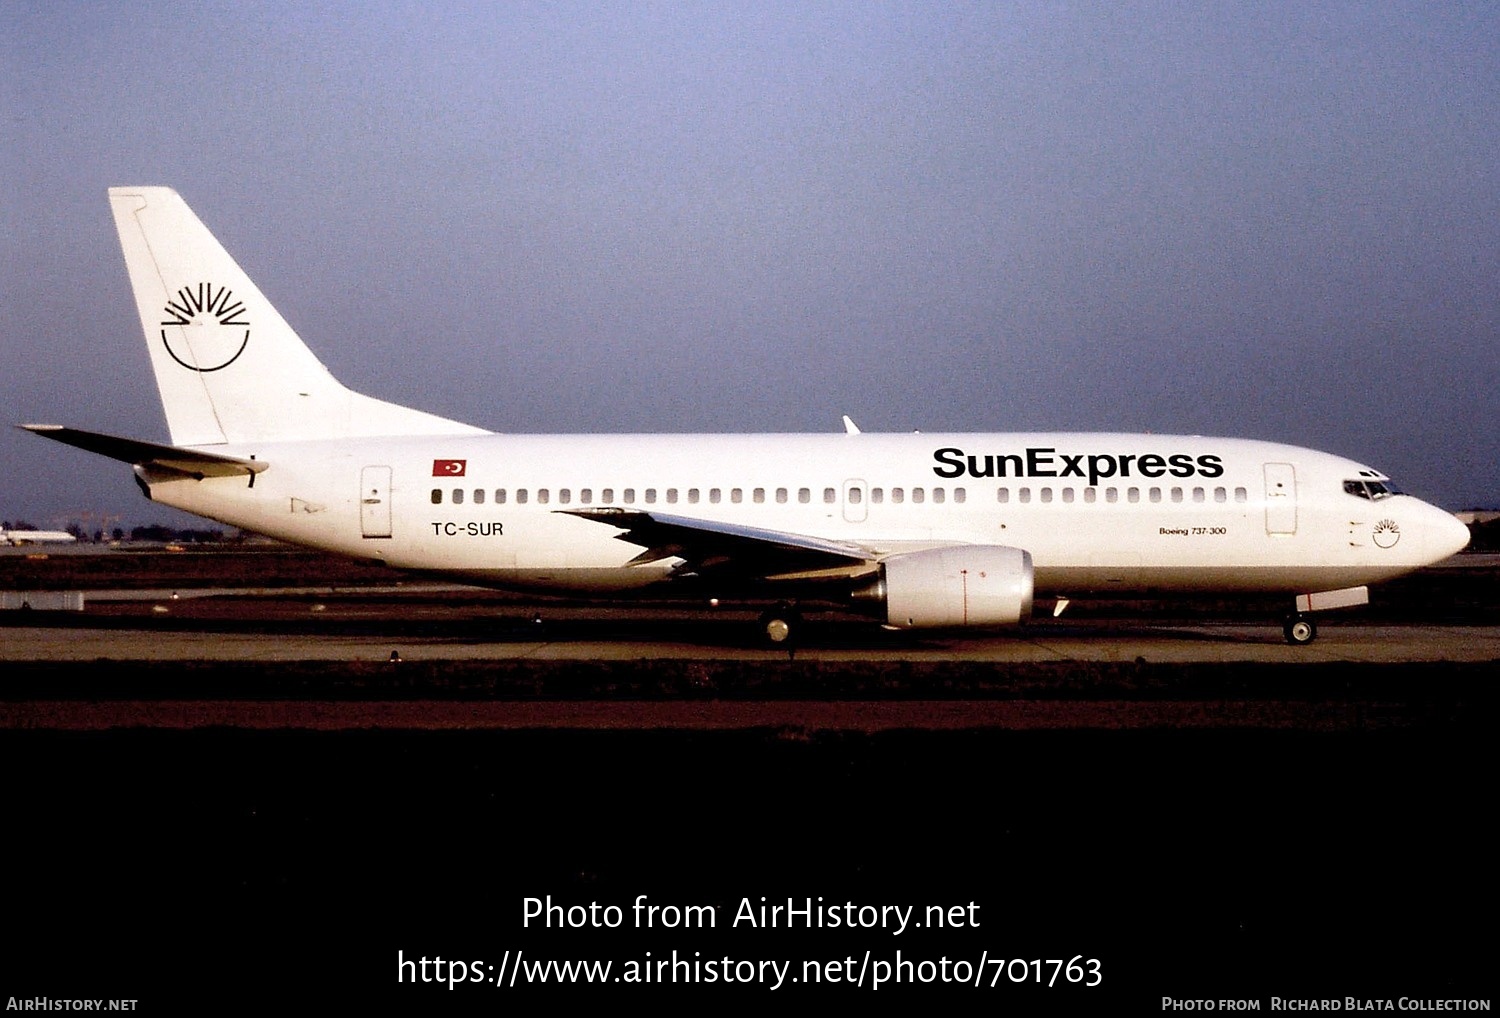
160, 283, 250, 372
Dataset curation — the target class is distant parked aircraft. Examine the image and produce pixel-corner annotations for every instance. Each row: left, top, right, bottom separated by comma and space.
0, 528, 77, 546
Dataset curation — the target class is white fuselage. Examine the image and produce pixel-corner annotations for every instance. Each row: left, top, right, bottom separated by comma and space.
137, 430, 1470, 600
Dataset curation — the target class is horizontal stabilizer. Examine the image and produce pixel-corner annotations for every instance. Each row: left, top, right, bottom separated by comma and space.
19, 425, 268, 479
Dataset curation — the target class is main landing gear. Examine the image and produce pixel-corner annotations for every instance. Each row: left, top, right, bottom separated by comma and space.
1282, 614, 1318, 646
758, 602, 802, 646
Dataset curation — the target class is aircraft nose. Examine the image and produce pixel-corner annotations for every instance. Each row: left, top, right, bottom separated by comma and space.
1431, 506, 1471, 561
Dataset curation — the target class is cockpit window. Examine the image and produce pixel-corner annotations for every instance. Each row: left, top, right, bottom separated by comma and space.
1344, 479, 1400, 501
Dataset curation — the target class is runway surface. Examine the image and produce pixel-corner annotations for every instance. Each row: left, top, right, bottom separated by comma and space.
4, 596, 1497, 662
4, 595, 1494, 733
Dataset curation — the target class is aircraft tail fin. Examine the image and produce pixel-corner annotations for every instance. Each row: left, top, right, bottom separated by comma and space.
108, 187, 485, 446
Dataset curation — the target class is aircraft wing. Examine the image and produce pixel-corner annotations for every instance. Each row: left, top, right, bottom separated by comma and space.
558, 508, 882, 582
19, 425, 268, 479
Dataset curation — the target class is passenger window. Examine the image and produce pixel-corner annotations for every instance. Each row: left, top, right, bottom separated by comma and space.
776, 488, 788, 504
1018, 487, 1030, 504
753, 488, 765, 504
1193, 487, 1205, 503
623, 488, 635, 504
1235, 487, 1248, 503
850, 487, 863, 504
430, 489, 442, 504
580, 489, 592, 505
823, 487, 836, 504
1083, 488, 1096, 504
1149, 487, 1162, 503
1214, 487, 1227, 503
1127, 487, 1140, 503
1039, 488, 1052, 504
1106, 488, 1118, 503
452, 489, 464, 505
666, 489, 677, 504
871, 488, 883, 504
997, 488, 1009, 504
799, 488, 811, 504
892, 487, 904, 504
731, 488, 743, 504
517, 489, 529, 504
538, 489, 549, 505
913, 487, 925, 504
953, 487, 965, 504
932, 488, 944, 504
709, 488, 721, 504
496, 490, 507, 504
645, 489, 657, 504
474, 489, 485, 505
1170, 487, 1183, 503
1062, 488, 1074, 504
558, 489, 570, 505
601, 488, 613, 503
688, 488, 700, 504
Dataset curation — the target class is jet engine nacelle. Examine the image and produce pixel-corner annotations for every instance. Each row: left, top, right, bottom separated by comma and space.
855, 545, 1034, 629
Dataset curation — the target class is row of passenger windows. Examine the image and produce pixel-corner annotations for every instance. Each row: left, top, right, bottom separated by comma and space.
1002, 485, 1249, 504
431, 485, 1251, 506
433, 486, 896, 506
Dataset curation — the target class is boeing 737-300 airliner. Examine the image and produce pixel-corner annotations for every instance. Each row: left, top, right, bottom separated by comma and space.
21, 188, 1471, 644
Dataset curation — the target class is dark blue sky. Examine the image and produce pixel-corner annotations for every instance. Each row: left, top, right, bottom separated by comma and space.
3, 3, 1496, 529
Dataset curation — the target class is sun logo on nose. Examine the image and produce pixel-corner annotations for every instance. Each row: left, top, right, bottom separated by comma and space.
1373, 519, 1401, 549
160, 283, 250, 372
